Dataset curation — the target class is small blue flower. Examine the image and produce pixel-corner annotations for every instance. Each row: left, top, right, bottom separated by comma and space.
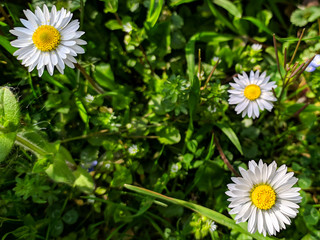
305, 54, 320, 72
305, 65, 316, 72
82, 160, 98, 172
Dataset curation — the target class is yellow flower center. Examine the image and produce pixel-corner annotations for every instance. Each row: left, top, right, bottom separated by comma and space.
244, 84, 261, 101
32, 25, 61, 52
251, 185, 276, 210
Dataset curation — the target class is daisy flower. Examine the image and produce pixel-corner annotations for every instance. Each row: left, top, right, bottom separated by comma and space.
226, 160, 302, 236
10, 4, 86, 77
228, 71, 277, 119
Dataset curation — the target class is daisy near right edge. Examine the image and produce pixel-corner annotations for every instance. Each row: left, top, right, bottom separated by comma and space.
228, 71, 277, 119
226, 160, 302, 237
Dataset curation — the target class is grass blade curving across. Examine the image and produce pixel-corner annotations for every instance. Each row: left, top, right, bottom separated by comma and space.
124, 184, 277, 240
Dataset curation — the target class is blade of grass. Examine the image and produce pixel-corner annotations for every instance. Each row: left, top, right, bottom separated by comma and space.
124, 184, 277, 240
213, 0, 242, 18
206, 0, 238, 34
243, 17, 273, 36
0, 35, 16, 54
145, 0, 164, 29
186, 32, 232, 83
170, 0, 197, 6
215, 123, 243, 155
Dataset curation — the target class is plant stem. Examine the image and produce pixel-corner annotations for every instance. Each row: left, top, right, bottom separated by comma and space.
273, 34, 283, 80
15, 133, 49, 156
288, 28, 305, 68
0, 5, 13, 28
201, 59, 220, 90
74, 63, 105, 94
214, 134, 240, 177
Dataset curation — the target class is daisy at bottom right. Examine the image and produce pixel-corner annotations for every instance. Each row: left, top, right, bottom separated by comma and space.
226, 160, 302, 236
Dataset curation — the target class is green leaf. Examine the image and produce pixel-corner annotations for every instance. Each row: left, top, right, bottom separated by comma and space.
170, 0, 197, 7
206, 0, 238, 34
290, 9, 308, 27
62, 209, 79, 225
242, 17, 273, 36
73, 167, 95, 193
75, 97, 89, 126
185, 32, 232, 140
257, 10, 273, 27
145, 0, 164, 29
45, 147, 76, 185
285, 103, 320, 114
186, 32, 233, 84
0, 87, 20, 130
94, 63, 115, 90
50, 220, 64, 237
215, 123, 243, 155
102, 0, 118, 13
205, 133, 215, 160
0, 87, 20, 162
15, 131, 53, 157
298, 176, 312, 189
195, 163, 223, 191
290, 7, 320, 27
0, 35, 16, 55
213, 0, 242, 18
186, 140, 198, 153
105, 19, 123, 30
303, 205, 320, 226
124, 184, 276, 240
156, 126, 181, 145
187, 69, 200, 141
111, 165, 132, 187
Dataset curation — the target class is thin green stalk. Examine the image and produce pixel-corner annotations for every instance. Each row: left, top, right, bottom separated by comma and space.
273, 34, 283, 80
74, 63, 105, 94
28, 72, 38, 98
288, 28, 305, 68
80, 0, 84, 31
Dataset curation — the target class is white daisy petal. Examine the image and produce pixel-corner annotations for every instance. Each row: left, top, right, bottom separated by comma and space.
70, 45, 85, 54
10, 27, 33, 37
38, 66, 44, 77
23, 9, 40, 27
228, 70, 277, 118
248, 207, 257, 233
61, 40, 77, 46
10, 4, 86, 77
264, 211, 274, 235
269, 210, 280, 232
75, 39, 87, 45
227, 160, 301, 236
235, 99, 249, 113
35, 6, 46, 25
11, 39, 33, 48
43, 5, 50, 24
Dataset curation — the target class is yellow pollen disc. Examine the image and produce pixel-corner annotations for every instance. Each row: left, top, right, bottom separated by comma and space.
251, 185, 276, 210
244, 84, 261, 101
32, 25, 61, 52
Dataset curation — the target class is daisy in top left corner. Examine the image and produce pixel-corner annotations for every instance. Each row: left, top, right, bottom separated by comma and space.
10, 4, 87, 77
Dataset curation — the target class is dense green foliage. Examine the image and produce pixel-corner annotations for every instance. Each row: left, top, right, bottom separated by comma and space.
0, 0, 320, 239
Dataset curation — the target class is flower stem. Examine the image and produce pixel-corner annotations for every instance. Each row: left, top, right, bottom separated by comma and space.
273, 34, 283, 80
74, 63, 105, 94
214, 134, 240, 177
